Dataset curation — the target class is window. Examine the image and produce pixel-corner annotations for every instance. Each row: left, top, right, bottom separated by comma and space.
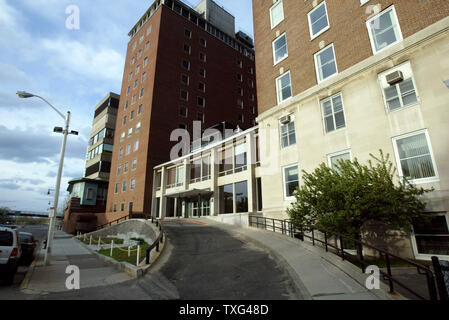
181, 74, 189, 85
308, 1, 330, 39
128, 127, 133, 137
119, 147, 123, 158
142, 72, 146, 82
182, 59, 190, 70
199, 52, 206, 62
125, 101, 129, 109
136, 65, 140, 74
122, 180, 127, 192
134, 80, 138, 88
120, 202, 125, 212
134, 139, 139, 151
136, 121, 141, 133
199, 68, 206, 78
238, 114, 244, 123
235, 142, 247, 169
198, 82, 205, 92
280, 116, 296, 148
184, 44, 191, 54
367, 6, 402, 54
270, 0, 284, 29
126, 144, 131, 155
412, 214, 449, 257
219, 184, 234, 214
138, 50, 142, 58
145, 41, 150, 50
185, 28, 192, 39
392, 130, 438, 183
321, 93, 346, 133
180, 90, 189, 101
379, 62, 419, 112
120, 132, 125, 141
132, 159, 137, 170
128, 72, 133, 81
235, 181, 248, 213
276, 71, 292, 104
123, 116, 127, 126
117, 165, 121, 176
314, 44, 338, 82
200, 38, 206, 47
197, 96, 205, 108
138, 104, 143, 115
124, 162, 129, 173
237, 73, 243, 82
328, 150, 351, 170
113, 204, 117, 212
140, 88, 144, 98
197, 112, 204, 123
283, 164, 299, 199
237, 99, 243, 109
114, 183, 119, 194
179, 123, 187, 130
132, 95, 136, 104
139, 35, 144, 43
180, 106, 188, 117
143, 57, 148, 67
130, 178, 136, 190
147, 25, 152, 35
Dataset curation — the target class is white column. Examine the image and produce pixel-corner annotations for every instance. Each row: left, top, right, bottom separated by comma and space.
159, 167, 167, 219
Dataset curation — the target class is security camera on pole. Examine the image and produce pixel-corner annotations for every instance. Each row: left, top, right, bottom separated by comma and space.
16, 91, 79, 266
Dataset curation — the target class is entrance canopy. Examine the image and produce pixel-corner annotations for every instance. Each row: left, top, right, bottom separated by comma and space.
165, 189, 213, 200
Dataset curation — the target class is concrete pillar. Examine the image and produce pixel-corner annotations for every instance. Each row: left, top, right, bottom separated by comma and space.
183, 158, 190, 190
210, 147, 219, 216
246, 132, 256, 214
159, 166, 167, 219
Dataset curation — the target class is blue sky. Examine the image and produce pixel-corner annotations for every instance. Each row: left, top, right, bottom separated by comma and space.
0, 0, 254, 213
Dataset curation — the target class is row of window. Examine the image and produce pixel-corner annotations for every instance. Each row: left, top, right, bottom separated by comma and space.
271, 2, 404, 88
282, 129, 439, 200
86, 143, 113, 161
88, 128, 114, 147
112, 201, 134, 213
120, 122, 141, 141
119, 139, 139, 158
117, 158, 138, 176
114, 178, 136, 194
278, 61, 420, 143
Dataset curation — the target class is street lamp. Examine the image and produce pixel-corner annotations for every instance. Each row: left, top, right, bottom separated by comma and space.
16, 91, 78, 266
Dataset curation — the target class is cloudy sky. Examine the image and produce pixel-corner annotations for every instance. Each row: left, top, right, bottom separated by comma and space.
0, 0, 254, 213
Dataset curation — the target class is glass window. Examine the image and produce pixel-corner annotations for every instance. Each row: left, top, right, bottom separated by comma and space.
0, 231, 13, 246
234, 142, 247, 169
308, 1, 329, 39
130, 179, 136, 190
219, 184, 234, 214
284, 165, 299, 198
235, 181, 248, 213
367, 6, 402, 54
114, 183, 119, 194
276, 71, 292, 104
394, 132, 437, 181
321, 93, 346, 133
384, 79, 418, 112
328, 151, 351, 170
122, 181, 127, 192
132, 159, 137, 170
270, 0, 284, 29
314, 44, 337, 82
413, 215, 449, 256
273, 33, 288, 64
136, 121, 141, 133
280, 119, 296, 148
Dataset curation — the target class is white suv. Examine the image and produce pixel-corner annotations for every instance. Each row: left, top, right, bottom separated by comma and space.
0, 227, 22, 284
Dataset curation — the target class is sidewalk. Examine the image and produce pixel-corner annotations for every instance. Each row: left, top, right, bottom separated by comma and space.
203, 217, 401, 300
22, 230, 132, 295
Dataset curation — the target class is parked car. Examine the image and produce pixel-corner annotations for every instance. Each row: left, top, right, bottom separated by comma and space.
0, 227, 22, 284
19, 232, 36, 265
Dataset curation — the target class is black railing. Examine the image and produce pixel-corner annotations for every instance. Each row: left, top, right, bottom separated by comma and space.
95, 211, 152, 231
145, 217, 165, 265
249, 215, 442, 301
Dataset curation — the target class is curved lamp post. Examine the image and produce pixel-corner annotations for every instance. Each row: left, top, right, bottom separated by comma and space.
16, 91, 78, 266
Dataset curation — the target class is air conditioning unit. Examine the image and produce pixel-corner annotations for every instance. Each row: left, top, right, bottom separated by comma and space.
279, 115, 291, 125
386, 70, 404, 86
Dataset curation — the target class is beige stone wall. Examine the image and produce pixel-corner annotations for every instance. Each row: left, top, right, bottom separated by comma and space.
256, 24, 449, 258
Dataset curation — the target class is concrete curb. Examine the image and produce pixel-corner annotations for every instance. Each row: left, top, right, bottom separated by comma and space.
20, 242, 42, 292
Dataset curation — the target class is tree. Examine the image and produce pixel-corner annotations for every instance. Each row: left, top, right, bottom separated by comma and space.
287, 150, 433, 241
0, 207, 10, 224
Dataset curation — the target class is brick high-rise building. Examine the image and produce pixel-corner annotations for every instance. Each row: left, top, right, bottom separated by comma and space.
252, 0, 449, 260
103, 0, 257, 223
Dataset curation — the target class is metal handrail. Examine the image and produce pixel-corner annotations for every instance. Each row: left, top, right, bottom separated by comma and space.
248, 215, 440, 301
145, 217, 165, 264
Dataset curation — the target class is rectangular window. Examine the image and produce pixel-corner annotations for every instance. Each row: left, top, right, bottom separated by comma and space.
199, 68, 206, 78
314, 44, 338, 82
120, 202, 125, 212
198, 82, 205, 92
308, 1, 330, 39
280, 116, 296, 148
197, 96, 205, 108
270, 0, 284, 29
185, 28, 192, 39
273, 33, 288, 64
199, 52, 206, 62
180, 90, 189, 101
328, 150, 351, 170
126, 144, 131, 155
130, 178, 136, 190
143, 57, 148, 67
134, 139, 139, 151
235, 181, 248, 213
367, 6, 402, 54
142, 72, 146, 82
234, 142, 247, 169
180, 106, 188, 117
182, 59, 190, 70
283, 164, 299, 199
184, 44, 191, 54
132, 158, 137, 170
136, 121, 141, 133
393, 131, 438, 183
276, 71, 292, 104
219, 184, 234, 214
114, 183, 119, 194
321, 93, 346, 133
122, 181, 127, 192
117, 165, 121, 176
181, 74, 189, 85
412, 214, 449, 257
138, 104, 143, 115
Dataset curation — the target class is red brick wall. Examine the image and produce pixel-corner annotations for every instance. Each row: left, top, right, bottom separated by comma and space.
106, 4, 258, 218
253, 0, 449, 114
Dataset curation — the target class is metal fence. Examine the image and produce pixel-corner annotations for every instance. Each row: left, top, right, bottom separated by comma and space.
248, 215, 445, 301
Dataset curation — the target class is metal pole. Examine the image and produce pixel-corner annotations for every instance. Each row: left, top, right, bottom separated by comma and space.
44, 111, 70, 266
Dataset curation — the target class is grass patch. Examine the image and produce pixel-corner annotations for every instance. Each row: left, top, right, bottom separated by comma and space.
97, 238, 150, 265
